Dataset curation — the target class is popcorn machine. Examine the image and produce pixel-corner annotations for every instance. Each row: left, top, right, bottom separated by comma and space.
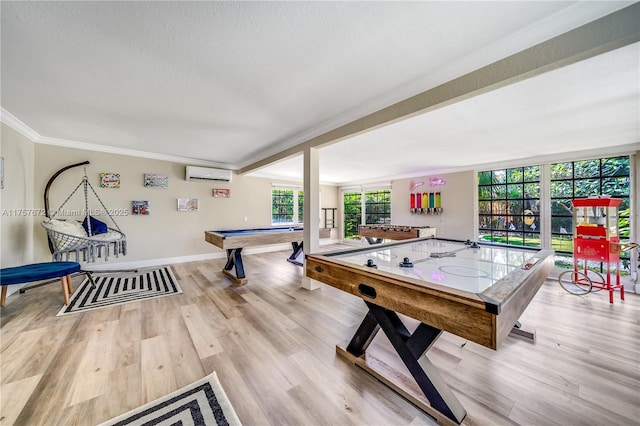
571, 197, 624, 303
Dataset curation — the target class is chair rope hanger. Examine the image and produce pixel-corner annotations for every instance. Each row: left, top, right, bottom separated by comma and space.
42, 161, 127, 263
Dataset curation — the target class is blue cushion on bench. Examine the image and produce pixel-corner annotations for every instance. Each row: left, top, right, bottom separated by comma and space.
0, 262, 81, 285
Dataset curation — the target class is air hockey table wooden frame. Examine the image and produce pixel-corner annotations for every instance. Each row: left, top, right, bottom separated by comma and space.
305, 237, 554, 424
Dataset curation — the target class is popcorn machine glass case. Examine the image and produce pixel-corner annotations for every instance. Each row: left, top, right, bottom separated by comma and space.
573, 198, 620, 259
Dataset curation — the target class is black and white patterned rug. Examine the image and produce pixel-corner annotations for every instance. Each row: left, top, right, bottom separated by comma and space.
99, 371, 242, 426
57, 266, 182, 316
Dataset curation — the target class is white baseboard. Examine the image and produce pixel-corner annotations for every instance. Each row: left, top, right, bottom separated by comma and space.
82, 238, 342, 272
82, 252, 224, 271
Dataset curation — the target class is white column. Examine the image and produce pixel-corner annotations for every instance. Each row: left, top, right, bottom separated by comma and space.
301, 147, 321, 290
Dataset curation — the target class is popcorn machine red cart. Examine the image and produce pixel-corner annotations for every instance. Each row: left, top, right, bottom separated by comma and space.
571, 197, 624, 303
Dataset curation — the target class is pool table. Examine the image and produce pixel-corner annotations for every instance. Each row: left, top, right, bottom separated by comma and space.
205, 226, 330, 285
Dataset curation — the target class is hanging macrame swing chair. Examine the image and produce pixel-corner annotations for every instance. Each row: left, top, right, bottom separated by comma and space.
42, 161, 127, 263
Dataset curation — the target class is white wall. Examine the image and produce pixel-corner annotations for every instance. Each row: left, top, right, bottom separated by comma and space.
1, 124, 36, 297
1, 124, 35, 268
32, 143, 338, 268
391, 171, 476, 240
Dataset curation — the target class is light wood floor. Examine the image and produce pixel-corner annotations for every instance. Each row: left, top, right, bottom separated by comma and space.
1, 246, 639, 425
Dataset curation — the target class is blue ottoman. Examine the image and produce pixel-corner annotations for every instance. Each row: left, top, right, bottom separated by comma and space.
0, 262, 81, 306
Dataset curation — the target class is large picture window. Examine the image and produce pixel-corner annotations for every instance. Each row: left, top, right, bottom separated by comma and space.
365, 190, 391, 225
343, 192, 362, 239
478, 166, 541, 247
550, 156, 631, 268
478, 155, 633, 274
343, 188, 391, 239
272, 186, 303, 225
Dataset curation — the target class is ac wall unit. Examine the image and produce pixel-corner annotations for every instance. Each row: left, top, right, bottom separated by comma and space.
185, 166, 232, 182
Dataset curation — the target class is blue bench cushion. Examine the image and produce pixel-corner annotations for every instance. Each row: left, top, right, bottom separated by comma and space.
0, 262, 81, 285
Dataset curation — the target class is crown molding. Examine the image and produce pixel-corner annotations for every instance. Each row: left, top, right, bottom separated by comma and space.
1, 107, 232, 168
36, 135, 232, 168
0, 108, 42, 141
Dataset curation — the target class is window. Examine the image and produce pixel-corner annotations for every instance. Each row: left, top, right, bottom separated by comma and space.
272, 186, 303, 225
343, 188, 391, 239
365, 190, 391, 225
298, 191, 304, 223
478, 166, 541, 247
343, 192, 362, 239
478, 155, 633, 274
550, 156, 631, 268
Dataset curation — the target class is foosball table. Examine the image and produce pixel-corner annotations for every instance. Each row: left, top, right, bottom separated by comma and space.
358, 224, 436, 244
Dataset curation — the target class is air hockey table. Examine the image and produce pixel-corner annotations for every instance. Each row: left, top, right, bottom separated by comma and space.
305, 237, 554, 424
205, 226, 330, 285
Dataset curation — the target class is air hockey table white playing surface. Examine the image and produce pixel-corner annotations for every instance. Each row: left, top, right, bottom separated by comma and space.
331, 238, 541, 294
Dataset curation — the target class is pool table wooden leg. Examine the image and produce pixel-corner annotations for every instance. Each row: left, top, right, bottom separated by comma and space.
222, 248, 247, 285
1, 286, 7, 307
287, 241, 304, 266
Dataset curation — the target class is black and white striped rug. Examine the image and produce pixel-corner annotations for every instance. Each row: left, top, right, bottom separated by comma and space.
99, 371, 242, 426
57, 266, 182, 316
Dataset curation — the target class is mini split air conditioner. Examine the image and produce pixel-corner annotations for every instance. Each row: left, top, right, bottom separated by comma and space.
185, 166, 232, 182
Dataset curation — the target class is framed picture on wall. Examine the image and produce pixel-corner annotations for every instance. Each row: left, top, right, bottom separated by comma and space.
212, 188, 231, 198
144, 173, 169, 188
177, 198, 198, 212
132, 200, 150, 215
100, 172, 121, 188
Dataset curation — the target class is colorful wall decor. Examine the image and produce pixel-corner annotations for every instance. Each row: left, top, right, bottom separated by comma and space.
177, 198, 198, 212
409, 179, 424, 192
410, 177, 444, 215
410, 191, 443, 215
144, 173, 169, 188
100, 172, 121, 188
212, 188, 231, 198
132, 200, 150, 215
429, 177, 446, 186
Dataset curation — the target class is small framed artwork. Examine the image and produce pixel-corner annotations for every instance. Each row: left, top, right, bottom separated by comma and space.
100, 172, 121, 188
132, 200, 150, 215
177, 198, 199, 212
212, 188, 231, 198
144, 173, 169, 188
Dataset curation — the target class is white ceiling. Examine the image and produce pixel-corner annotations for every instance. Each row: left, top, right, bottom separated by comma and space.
1, 1, 639, 186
